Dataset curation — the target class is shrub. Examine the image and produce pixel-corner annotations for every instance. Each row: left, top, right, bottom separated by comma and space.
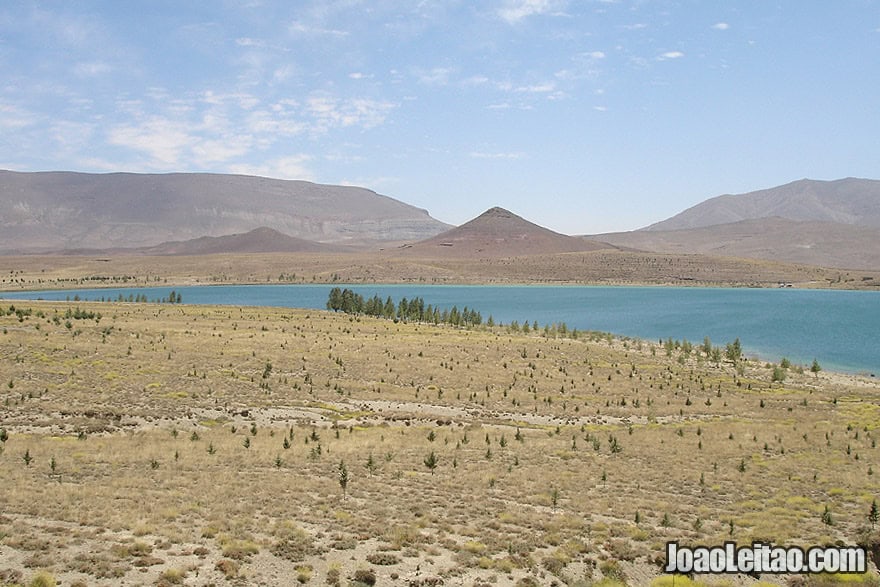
158, 567, 187, 585
296, 565, 313, 584
352, 568, 376, 586
28, 571, 56, 587
367, 552, 401, 565
599, 559, 626, 582
221, 539, 260, 560
272, 532, 315, 562
542, 555, 565, 575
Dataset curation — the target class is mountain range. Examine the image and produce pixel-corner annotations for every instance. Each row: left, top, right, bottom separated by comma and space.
595, 178, 880, 269
644, 178, 880, 231
0, 170, 449, 252
1, 170, 878, 270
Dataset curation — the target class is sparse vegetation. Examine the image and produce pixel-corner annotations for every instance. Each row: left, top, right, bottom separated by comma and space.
0, 299, 876, 585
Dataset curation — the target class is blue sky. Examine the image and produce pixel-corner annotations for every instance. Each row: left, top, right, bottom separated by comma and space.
1, 1, 878, 234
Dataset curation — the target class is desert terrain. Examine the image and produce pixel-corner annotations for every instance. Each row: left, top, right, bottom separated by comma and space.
1, 299, 879, 586
1, 249, 879, 294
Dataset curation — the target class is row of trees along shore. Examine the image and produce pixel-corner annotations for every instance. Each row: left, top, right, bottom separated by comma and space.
326, 287, 483, 327
325, 288, 822, 378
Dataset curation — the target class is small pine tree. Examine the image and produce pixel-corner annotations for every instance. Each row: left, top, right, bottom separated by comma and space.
868, 499, 880, 530
822, 504, 834, 526
869, 499, 879, 530
811, 358, 822, 378
365, 453, 377, 476
338, 460, 349, 499
424, 450, 438, 475
771, 366, 786, 383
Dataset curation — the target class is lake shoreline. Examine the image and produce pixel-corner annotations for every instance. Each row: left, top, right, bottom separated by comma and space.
2, 283, 878, 377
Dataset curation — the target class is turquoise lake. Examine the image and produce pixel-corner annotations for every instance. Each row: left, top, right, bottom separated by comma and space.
2, 284, 878, 375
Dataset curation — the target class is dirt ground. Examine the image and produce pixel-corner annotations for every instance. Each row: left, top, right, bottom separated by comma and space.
1, 300, 879, 586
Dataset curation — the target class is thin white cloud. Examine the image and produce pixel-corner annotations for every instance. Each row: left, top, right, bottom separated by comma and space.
306, 95, 397, 132
73, 61, 112, 77
657, 51, 685, 60
289, 20, 348, 37
271, 65, 296, 85
470, 151, 526, 160
515, 82, 556, 93
236, 37, 266, 48
101, 86, 394, 171
498, 0, 567, 24
712, 22, 730, 30
340, 176, 400, 189
108, 117, 193, 166
416, 67, 455, 86
50, 120, 96, 150
229, 155, 314, 181
192, 139, 253, 164
245, 108, 306, 136
462, 75, 491, 86
556, 50, 606, 81
0, 103, 36, 129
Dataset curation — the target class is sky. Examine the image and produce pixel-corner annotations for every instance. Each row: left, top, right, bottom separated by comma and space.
1, 1, 878, 234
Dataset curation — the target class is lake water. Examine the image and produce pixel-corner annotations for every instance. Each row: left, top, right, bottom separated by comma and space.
2, 284, 878, 375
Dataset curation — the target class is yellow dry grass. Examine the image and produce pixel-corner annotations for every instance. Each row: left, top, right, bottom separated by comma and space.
1, 300, 879, 586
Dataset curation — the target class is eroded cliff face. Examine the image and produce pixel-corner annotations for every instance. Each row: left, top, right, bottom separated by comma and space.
0, 170, 451, 251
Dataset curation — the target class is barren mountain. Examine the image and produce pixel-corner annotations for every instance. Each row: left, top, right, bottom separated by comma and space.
394, 206, 616, 257
138, 227, 346, 255
0, 170, 450, 252
593, 178, 880, 270
595, 217, 880, 270
645, 177, 880, 231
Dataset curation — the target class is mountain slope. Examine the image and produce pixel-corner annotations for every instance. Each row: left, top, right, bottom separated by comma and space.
394, 207, 615, 257
645, 178, 880, 231
139, 227, 345, 255
596, 217, 880, 270
0, 170, 450, 252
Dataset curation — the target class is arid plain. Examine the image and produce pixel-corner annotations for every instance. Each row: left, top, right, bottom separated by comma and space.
1, 296, 879, 586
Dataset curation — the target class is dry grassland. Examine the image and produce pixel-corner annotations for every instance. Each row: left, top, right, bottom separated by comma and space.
2, 250, 878, 292
1, 301, 879, 586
